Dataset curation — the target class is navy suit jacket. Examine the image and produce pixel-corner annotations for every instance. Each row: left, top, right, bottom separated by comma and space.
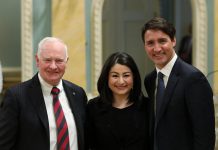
0, 74, 87, 150
144, 58, 215, 150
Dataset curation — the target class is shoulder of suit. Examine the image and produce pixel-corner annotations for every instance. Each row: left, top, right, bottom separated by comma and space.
175, 59, 203, 76
62, 79, 84, 91
9, 77, 33, 90
171, 59, 207, 84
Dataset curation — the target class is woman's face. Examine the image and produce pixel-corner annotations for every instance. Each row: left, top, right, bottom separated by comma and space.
108, 64, 133, 99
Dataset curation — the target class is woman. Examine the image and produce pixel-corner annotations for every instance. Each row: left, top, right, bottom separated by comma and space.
87, 52, 149, 150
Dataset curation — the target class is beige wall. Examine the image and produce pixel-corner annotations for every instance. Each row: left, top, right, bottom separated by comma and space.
52, 0, 86, 88
214, 2, 218, 148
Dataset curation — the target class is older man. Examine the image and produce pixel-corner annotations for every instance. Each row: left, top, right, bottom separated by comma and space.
0, 37, 87, 150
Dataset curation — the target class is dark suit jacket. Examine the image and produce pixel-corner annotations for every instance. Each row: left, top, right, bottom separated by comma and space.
0, 74, 87, 150
144, 58, 215, 150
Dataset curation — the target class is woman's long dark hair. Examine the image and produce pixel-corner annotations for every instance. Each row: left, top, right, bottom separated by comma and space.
97, 52, 142, 105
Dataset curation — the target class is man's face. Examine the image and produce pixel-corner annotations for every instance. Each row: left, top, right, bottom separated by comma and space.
36, 41, 68, 86
144, 29, 176, 69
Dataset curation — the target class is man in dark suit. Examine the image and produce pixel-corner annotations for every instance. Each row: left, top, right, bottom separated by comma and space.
0, 37, 87, 150
141, 17, 215, 150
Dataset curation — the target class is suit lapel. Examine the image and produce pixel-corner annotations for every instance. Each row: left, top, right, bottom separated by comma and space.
29, 74, 50, 138
63, 82, 84, 144
156, 59, 181, 123
63, 83, 81, 125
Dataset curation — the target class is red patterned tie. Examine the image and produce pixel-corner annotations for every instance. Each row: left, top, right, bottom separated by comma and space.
51, 87, 70, 150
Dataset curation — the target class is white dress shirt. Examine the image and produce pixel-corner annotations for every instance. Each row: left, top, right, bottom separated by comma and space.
154, 54, 177, 113
156, 54, 178, 87
38, 74, 78, 150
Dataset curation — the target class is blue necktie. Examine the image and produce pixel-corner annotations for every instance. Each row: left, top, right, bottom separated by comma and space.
156, 72, 165, 115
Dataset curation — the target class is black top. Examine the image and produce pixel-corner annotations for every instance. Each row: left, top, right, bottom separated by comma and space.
86, 97, 149, 150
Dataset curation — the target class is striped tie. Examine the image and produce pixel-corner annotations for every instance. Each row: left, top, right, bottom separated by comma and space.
51, 87, 70, 150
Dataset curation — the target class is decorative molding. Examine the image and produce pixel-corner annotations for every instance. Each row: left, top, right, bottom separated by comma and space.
191, 0, 208, 75
91, 0, 105, 94
21, 0, 33, 81
2, 67, 21, 73
91, 0, 209, 94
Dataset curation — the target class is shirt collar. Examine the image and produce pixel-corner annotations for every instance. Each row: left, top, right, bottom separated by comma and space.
38, 73, 63, 94
156, 53, 177, 77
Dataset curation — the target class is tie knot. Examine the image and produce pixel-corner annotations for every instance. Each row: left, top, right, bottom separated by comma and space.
158, 72, 164, 79
51, 87, 60, 95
